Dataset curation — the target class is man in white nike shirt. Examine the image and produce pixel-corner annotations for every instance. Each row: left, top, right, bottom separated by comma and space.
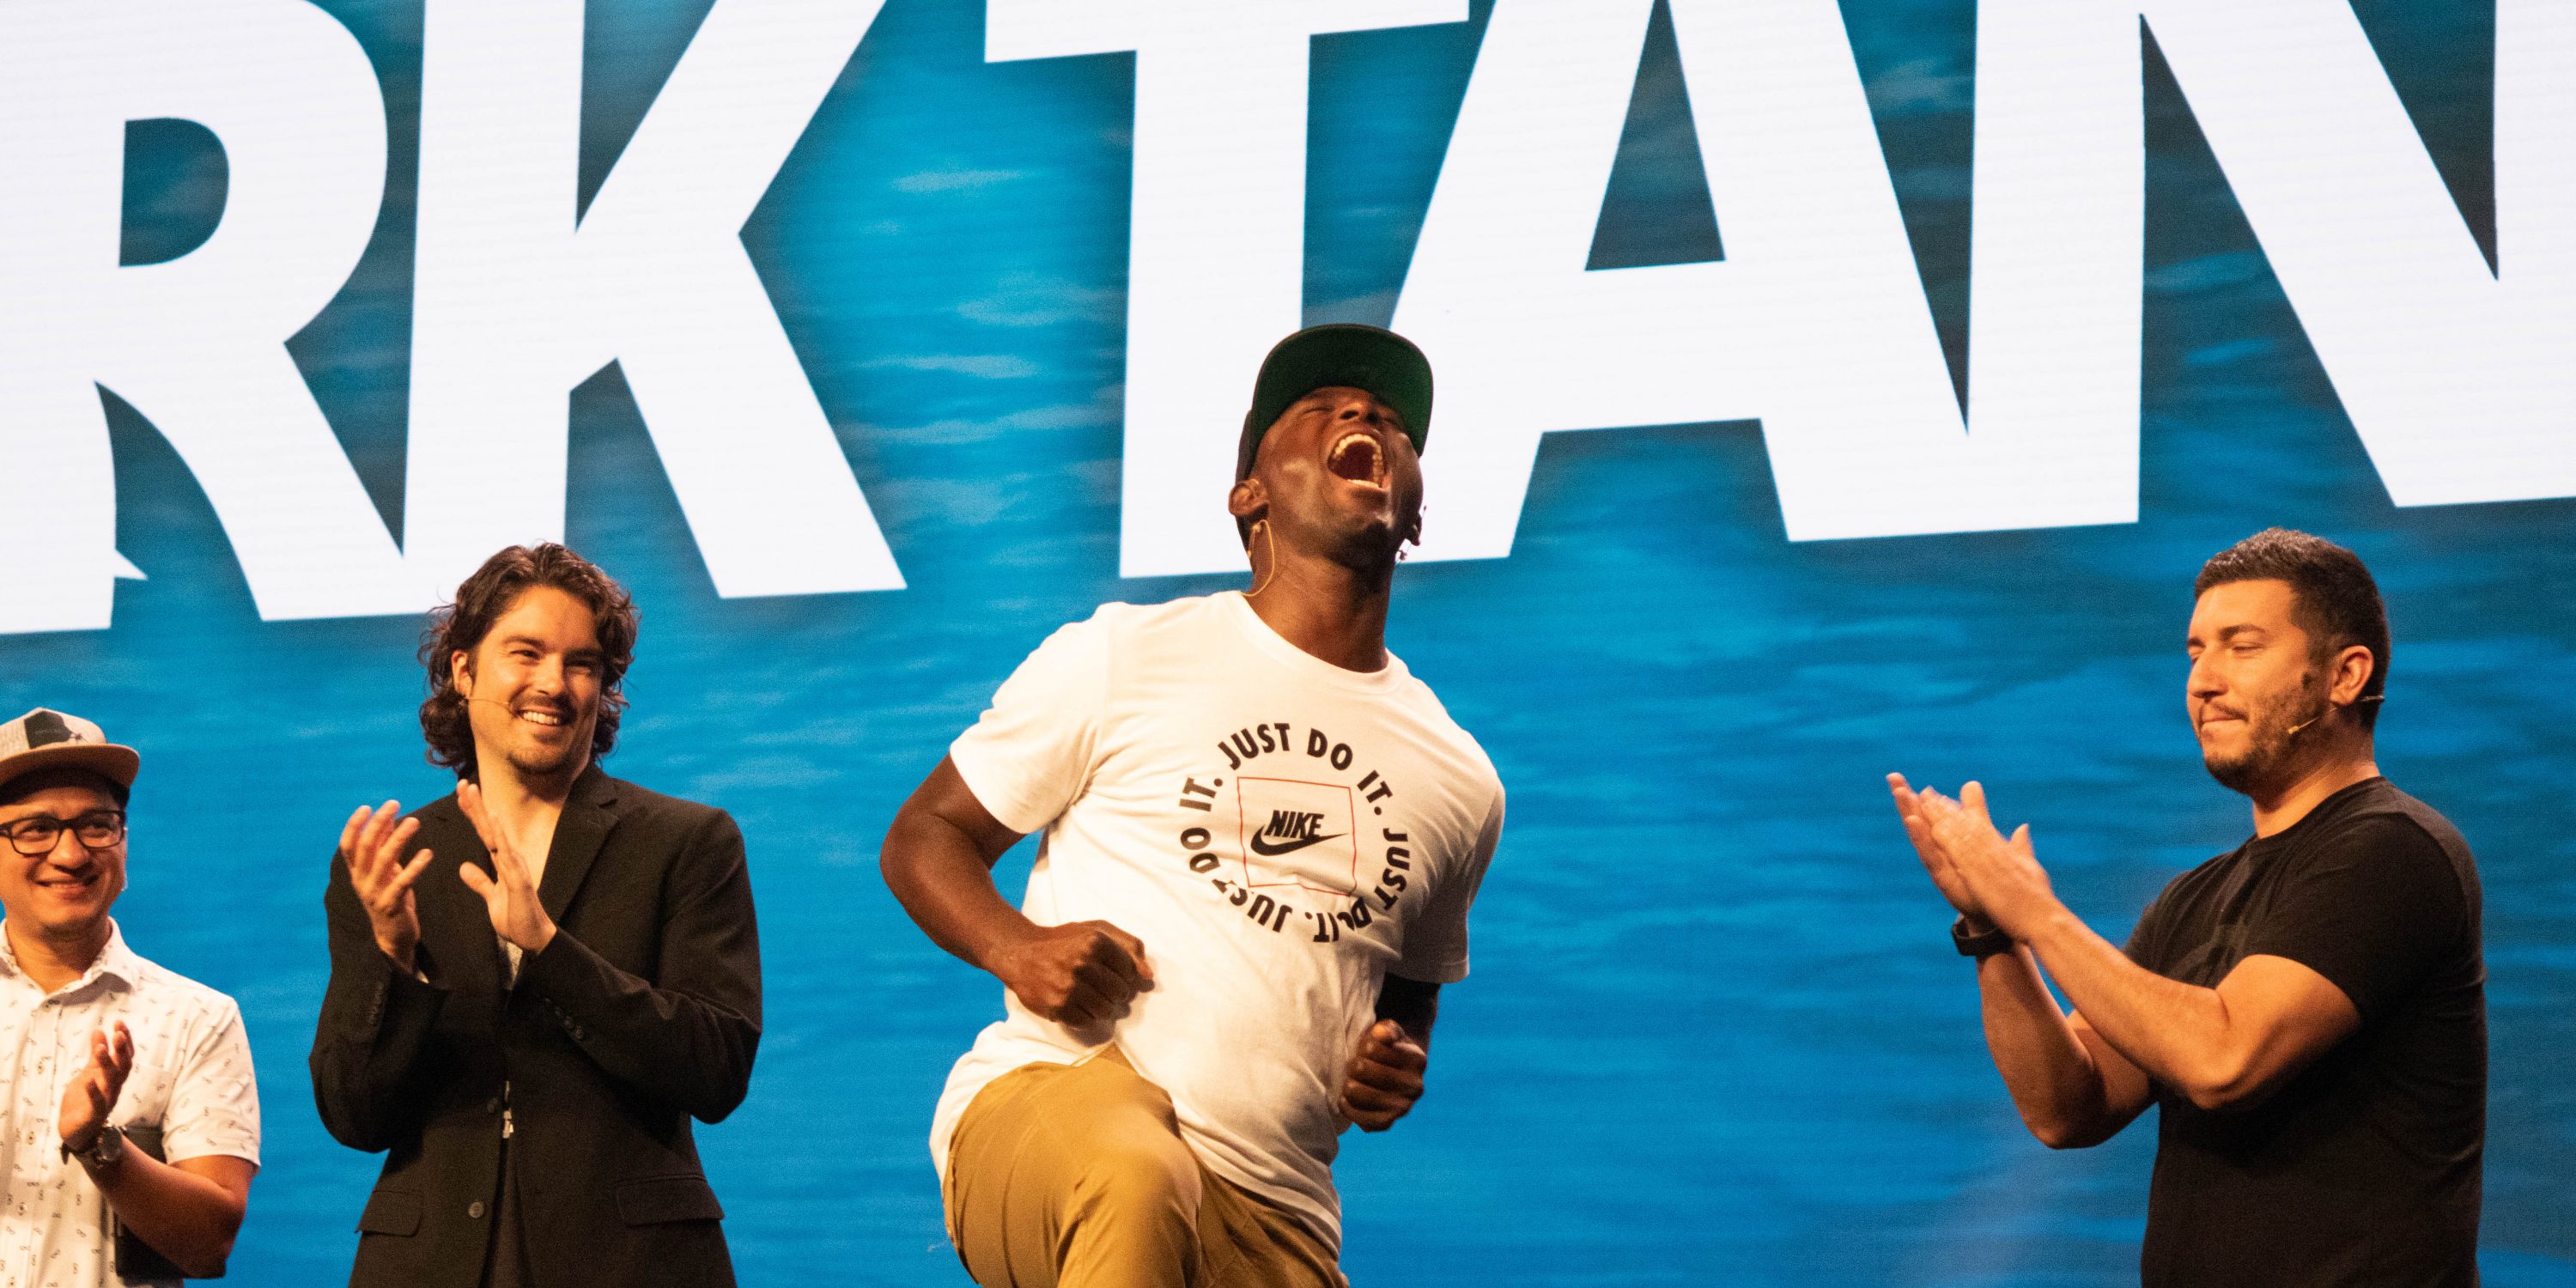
883, 325, 1504, 1288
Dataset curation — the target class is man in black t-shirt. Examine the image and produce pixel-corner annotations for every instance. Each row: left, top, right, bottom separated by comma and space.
1888, 528, 2485, 1287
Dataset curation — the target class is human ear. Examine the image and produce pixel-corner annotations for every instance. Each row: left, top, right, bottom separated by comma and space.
2329, 644, 2375, 706
451, 649, 476, 698
1227, 477, 1269, 523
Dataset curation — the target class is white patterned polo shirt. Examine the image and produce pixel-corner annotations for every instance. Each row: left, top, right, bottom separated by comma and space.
0, 922, 259, 1288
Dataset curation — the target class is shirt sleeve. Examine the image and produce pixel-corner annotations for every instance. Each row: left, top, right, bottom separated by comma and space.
2123, 884, 2174, 971
1394, 786, 1503, 984
948, 617, 1112, 835
161, 997, 261, 1165
2241, 816, 2464, 1023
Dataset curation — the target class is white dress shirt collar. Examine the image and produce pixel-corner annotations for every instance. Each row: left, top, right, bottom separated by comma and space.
0, 918, 138, 999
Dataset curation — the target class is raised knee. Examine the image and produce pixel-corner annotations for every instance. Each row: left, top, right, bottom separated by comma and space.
1074, 1135, 1200, 1213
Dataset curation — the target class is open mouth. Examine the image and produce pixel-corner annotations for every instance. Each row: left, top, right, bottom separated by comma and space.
1326, 432, 1385, 489
517, 708, 568, 729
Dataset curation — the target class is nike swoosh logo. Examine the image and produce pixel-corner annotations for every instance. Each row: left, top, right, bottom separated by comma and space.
1248, 830, 1344, 858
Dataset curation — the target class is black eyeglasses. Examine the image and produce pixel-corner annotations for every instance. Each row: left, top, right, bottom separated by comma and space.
0, 811, 127, 857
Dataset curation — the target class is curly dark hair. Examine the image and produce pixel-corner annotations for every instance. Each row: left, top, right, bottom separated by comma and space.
2195, 527, 2390, 732
418, 544, 640, 777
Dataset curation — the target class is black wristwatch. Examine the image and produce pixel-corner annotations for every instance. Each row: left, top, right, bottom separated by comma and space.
62, 1122, 125, 1170
1951, 914, 2014, 958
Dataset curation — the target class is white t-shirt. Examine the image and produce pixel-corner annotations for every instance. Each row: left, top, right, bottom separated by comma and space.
932, 592, 1504, 1249
0, 922, 261, 1288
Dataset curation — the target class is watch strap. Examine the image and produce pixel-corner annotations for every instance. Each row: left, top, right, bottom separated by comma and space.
62, 1122, 124, 1170
1951, 914, 2014, 958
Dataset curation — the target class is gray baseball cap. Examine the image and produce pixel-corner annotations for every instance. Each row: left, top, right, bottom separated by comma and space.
0, 708, 140, 797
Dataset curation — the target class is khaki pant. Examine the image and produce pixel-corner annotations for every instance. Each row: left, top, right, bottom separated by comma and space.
944, 1048, 1343, 1288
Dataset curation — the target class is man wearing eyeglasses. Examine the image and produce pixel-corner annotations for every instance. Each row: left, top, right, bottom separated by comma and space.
0, 708, 260, 1286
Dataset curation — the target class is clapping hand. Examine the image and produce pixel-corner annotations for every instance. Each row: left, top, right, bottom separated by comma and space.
1340, 1019, 1428, 1133
455, 780, 557, 955
58, 1021, 134, 1156
340, 800, 434, 972
1889, 773, 1993, 924
1905, 780, 2057, 940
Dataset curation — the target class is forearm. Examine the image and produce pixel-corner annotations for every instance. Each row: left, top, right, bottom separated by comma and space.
1375, 975, 1440, 1048
310, 875, 447, 1151
518, 927, 761, 1121
515, 821, 763, 1122
89, 1155, 247, 1279
2021, 906, 2234, 1100
880, 812, 1041, 974
1976, 945, 2118, 1146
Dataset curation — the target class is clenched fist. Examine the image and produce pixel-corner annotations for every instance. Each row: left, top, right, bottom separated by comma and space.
987, 920, 1153, 1027
1340, 1019, 1427, 1132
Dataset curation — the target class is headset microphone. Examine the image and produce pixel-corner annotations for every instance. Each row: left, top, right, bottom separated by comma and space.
2284, 693, 2383, 738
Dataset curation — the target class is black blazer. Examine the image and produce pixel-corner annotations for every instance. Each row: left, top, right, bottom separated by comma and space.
310, 767, 761, 1288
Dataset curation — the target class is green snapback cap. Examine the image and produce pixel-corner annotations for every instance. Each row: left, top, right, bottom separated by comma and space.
1236, 324, 1433, 478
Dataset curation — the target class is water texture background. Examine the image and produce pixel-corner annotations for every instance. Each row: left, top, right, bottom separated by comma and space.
5, 1, 2571, 1284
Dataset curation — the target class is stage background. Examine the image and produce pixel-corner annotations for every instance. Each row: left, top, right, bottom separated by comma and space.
4, 1, 2572, 1284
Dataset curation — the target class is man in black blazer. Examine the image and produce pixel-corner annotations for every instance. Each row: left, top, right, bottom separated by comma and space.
310, 544, 761, 1288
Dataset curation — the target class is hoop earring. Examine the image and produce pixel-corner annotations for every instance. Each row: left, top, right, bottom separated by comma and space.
1248, 519, 1277, 597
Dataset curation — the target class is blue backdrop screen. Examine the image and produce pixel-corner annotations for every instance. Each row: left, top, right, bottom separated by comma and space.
3, 1, 2571, 1284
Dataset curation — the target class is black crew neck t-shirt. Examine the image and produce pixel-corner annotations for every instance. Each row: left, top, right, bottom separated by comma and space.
2123, 777, 2485, 1287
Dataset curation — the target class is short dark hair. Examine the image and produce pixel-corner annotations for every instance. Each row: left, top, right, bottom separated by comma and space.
2194, 528, 2390, 731
418, 544, 639, 777
0, 765, 129, 810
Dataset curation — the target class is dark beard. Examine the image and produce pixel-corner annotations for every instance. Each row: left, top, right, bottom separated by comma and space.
2201, 679, 2319, 795
504, 717, 591, 780
1322, 491, 1420, 577
1322, 521, 1402, 580
507, 743, 582, 778
2202, 737, 2279, 794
